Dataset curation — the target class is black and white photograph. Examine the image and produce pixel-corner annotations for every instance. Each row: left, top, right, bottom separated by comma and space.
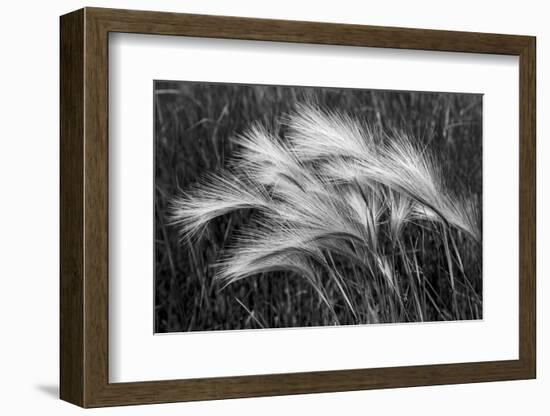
154, 81, 482, 333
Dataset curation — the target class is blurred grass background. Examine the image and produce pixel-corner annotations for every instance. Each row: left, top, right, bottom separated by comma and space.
154, 81, 482, 333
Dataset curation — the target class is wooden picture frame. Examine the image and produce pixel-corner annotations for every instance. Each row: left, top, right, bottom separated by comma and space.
60, 7, 536, 408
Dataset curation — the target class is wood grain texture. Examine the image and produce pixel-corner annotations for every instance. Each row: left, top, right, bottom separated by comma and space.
89, 7, 532, 54
59, 7, 537, 408
518, 38, 536, 376
59, 8, 84, 406
83, 10, 110, 406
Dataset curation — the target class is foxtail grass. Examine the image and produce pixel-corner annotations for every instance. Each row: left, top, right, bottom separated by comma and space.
170, 104, 481, 324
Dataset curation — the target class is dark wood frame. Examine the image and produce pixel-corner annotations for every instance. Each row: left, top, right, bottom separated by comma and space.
60, 7, 536, 408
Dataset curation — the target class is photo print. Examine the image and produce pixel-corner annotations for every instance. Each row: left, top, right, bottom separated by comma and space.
154, 81, 482, 333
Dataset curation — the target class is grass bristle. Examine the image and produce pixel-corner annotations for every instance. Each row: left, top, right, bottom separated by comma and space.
168, 103, 481, 326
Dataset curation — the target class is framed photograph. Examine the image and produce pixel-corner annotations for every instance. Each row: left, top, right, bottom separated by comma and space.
60, 7, 536, 407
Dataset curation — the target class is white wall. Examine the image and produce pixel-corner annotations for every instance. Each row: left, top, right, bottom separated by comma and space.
0, 0, 545, 414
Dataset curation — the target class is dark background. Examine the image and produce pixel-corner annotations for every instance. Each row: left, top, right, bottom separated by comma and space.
154, 81, 482, 333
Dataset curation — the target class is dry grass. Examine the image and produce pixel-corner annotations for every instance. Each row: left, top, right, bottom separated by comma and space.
170, 104, 481, 326
154, 82, 482, 332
